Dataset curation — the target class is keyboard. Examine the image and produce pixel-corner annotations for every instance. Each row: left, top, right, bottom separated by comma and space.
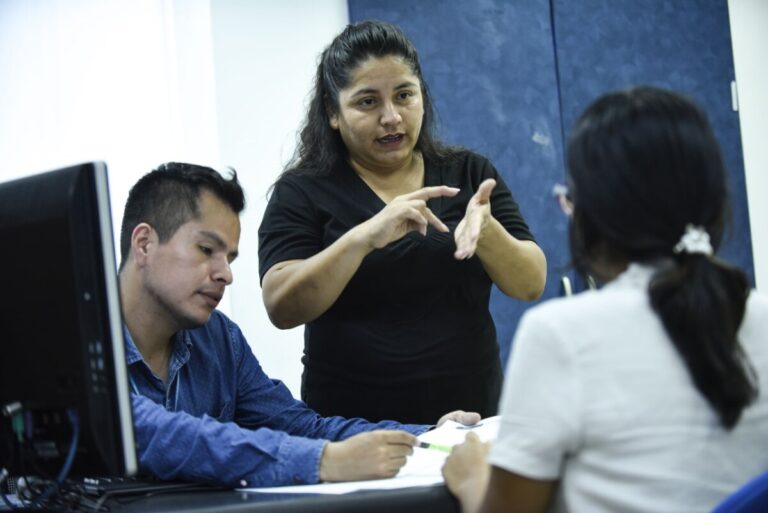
77, 476, 209, 496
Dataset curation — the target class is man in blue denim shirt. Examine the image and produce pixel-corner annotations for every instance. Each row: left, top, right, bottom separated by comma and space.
117, 163, 479, 488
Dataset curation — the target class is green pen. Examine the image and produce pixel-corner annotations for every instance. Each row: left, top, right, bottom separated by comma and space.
418, 441, 453, 453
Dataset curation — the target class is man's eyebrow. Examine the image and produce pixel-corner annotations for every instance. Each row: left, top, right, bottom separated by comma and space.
199, 230, 239, 260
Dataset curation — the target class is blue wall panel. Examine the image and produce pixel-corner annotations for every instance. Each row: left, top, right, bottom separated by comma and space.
553, 0, 754, 282
348, 0, 754, 370
348, 0, 569, 368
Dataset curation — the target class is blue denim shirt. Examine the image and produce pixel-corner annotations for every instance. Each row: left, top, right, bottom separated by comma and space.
127, 311, 428, 487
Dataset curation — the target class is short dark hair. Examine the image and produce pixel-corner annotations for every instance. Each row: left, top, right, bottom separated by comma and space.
566, 86, 755, 429
283, 19, 454, 178
119, 162, 245, 269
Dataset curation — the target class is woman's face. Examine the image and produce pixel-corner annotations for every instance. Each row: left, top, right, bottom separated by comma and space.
329, 55, 424, 175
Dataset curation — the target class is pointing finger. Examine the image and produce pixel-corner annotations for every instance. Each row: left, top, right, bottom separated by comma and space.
405, 185, 460, 201
423, 207, 449, 233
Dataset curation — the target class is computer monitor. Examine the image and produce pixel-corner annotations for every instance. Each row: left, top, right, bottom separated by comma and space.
0, 162, 137, 478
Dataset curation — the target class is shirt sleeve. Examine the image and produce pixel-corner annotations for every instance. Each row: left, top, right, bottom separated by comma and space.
258, 176, 322, 283
470, 153, 536, 243
488, 307, 582, 480
132, 316, 427, 488
131, 393, 327, 487
227, 318, 428, 441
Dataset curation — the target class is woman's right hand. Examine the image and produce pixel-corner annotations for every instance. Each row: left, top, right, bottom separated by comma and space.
357, 185, 460, 249
442, 432, 491, 513
262, 185, 459, 329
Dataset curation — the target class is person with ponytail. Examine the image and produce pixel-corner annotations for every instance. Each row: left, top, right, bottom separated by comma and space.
442, 86, 768, 513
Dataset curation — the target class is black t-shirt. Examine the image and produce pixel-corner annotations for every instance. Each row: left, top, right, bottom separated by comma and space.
258, 151, 536, 422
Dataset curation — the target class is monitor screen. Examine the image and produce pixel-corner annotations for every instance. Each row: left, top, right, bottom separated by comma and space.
0, 162, 137, 478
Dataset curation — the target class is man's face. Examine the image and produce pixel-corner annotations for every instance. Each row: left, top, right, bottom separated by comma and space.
142, 190, 240, 330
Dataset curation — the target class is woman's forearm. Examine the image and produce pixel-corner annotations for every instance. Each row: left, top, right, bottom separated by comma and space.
475, 218, 547, 301
261, 224, 374, 329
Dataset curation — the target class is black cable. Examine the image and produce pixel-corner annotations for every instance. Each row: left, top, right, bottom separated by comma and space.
2, 409, 81, 510
27, 409, 80, 508
90, 490, 113, 513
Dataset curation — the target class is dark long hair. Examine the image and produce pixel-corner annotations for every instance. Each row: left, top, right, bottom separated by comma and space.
283, 20, 453, 177
567, 86, 755, 429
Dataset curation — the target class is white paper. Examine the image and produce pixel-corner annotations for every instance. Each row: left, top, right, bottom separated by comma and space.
243, 416, 500, 495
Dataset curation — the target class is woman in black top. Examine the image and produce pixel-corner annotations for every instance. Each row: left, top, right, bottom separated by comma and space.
258, 20, 546, 424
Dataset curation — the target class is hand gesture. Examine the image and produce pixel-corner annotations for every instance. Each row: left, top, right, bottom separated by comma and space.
454, 178, 496, 260
360, 186, 459, 250
442, 432, 491, 512
319, 430, 417, 482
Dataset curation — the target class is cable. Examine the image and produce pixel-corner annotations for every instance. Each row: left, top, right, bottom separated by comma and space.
4, 408, 81, 510
27, 409, 80, 508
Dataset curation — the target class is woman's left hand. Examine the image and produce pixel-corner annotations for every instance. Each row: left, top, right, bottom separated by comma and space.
436, 410, 482, 427
454, 178, 496, 260
442, 432, 491, 513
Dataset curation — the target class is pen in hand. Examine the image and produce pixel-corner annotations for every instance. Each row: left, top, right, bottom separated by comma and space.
418, 441, 453, 453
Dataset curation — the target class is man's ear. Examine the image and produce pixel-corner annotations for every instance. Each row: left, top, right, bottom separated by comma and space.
131, 223, 155, 267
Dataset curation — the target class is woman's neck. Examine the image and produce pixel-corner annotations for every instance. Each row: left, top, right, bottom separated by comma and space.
351, 152, 424, 204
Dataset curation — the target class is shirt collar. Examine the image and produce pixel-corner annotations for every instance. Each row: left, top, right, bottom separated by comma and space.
606, 262, 658, 291
123, 326, 143, 365
122, 325, 194, 367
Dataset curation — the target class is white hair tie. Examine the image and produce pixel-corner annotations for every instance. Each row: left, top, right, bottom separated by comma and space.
673, 224, 713, 256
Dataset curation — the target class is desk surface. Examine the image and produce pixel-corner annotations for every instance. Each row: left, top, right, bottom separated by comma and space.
107, 484, 460, 513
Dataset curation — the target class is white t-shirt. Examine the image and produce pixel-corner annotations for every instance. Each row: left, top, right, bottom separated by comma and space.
489, 263, 768, 513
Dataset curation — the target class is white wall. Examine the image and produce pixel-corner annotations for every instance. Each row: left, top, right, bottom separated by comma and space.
729, 0, 768, 292
209, 0, 348, 396
0, 0, 346, 396
0, 0, 221, 250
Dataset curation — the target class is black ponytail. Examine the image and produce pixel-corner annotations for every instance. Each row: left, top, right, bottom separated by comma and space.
567, 86, 758, 429
649, 256, 755, 428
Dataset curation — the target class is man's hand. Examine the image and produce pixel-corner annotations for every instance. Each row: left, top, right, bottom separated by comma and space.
437, 410, 482, 427
318, 430, 417, 482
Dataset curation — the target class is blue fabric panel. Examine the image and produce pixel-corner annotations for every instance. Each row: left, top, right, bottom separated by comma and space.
348, 0, 569, 368
553, 0, 754, 283
347, 0, 754, 370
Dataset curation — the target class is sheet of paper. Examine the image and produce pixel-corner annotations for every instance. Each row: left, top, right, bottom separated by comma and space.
243, 416, 500, 495
398, 415, 500, 478
242, 475, 443, 495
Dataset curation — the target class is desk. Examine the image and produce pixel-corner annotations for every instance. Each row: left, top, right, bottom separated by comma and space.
107, 484, 460, 513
